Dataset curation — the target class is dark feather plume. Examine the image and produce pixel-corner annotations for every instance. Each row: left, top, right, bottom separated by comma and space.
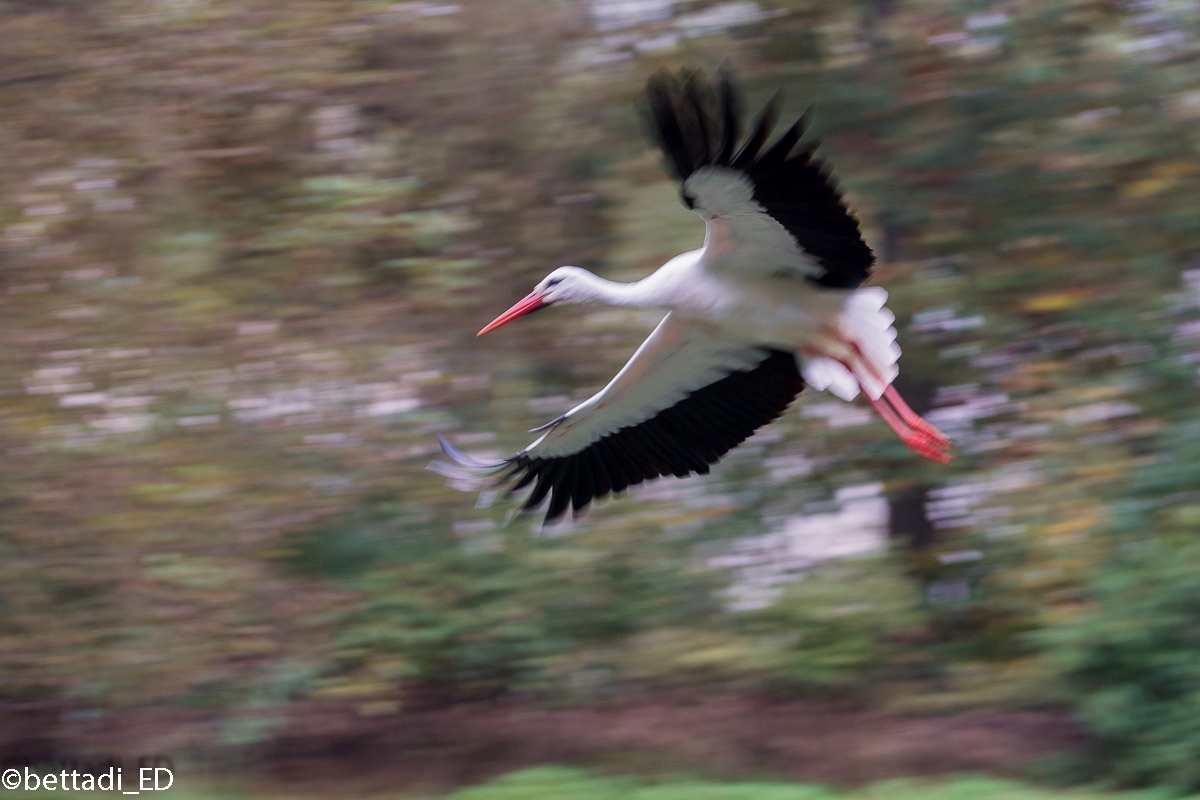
644, 67, 875, 289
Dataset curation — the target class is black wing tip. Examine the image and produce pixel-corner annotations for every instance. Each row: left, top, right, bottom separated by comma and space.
645, 66, 740, 183
646, 67, 823, 181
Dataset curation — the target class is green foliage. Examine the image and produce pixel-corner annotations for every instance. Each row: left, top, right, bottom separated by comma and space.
444, 768, 1189, 800
286, 501, 741, 699
446, 766, 833, 800
1043, 536, 1200, 790
744, 556, 929, 691
23, 769, 1190, 800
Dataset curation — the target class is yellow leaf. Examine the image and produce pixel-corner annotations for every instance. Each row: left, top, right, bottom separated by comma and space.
1123, 161, 1193, 198
1021, 291, 1087, 312
1123, 176, 1173, 198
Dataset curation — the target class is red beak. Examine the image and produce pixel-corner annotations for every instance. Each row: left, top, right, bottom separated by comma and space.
477, 291, 547, 336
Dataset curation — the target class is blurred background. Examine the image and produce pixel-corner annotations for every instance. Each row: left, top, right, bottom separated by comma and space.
3, 0, 1200, 797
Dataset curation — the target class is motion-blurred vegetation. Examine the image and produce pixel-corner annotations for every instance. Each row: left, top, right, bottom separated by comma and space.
3, 0, 1200, 793
16, 767, 1200, 800
442, 768, 1200, 800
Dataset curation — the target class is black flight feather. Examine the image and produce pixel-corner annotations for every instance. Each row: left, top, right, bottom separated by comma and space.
440, 349, 806, 525
644, 67, 874, 290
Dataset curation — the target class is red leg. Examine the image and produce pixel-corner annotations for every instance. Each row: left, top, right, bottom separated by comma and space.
866, 393, 953, 464
883, 385, 951, 449
808, 346, 953, 465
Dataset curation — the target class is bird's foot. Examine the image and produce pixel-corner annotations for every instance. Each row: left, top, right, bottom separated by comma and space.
866, 387, 953, 464
883, 385, 951, 449
899, 428, 953, 464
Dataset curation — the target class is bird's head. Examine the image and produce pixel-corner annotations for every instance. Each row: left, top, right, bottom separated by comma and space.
477, 266, 595, 336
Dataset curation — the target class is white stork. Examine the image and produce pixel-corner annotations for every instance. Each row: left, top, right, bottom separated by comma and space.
434, 68, 951, 524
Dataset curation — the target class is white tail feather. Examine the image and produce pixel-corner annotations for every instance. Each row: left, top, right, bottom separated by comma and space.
843, 287, 900, 400
802, 357, 859, 401
803, 287, 901, 402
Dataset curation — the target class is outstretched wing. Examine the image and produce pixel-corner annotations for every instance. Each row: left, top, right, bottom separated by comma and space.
645, 67, 874, 289
434, 314, 806, 524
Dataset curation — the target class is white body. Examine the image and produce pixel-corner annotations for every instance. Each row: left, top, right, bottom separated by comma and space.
631, 246, 899, 400
518, 162, 903, 461
521, 260, 899, 460
437, 75, 951, 523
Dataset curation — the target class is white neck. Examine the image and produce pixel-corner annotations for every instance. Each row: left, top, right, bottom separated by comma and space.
565, 270, 664, 308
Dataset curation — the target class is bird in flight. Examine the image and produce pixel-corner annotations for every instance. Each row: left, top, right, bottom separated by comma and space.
434, 67, 951, 524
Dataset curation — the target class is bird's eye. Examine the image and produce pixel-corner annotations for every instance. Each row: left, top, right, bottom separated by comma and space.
545, 277, 564, 288
681, 192, 696, 210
